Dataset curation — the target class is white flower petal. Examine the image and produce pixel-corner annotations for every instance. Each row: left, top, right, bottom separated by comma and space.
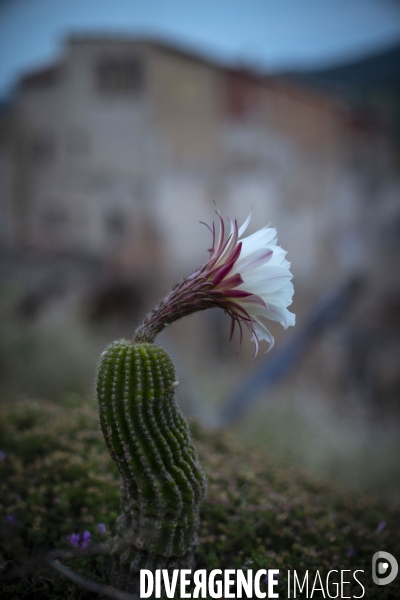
235, 248, 273, 272
238, 210, 253, 237
240, 227, 277, 256
247, 278, 292, 298
204, 210, 295, 355
251, 303, 296, 328
252, 318, 275, 350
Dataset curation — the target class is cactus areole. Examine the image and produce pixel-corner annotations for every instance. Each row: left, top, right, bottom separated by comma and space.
95, 209, 295, 583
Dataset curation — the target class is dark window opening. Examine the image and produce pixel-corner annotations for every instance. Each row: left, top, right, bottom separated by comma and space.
97, 57, 144, 94
106, 212, 125, 236
42, 206, 67, 228
31, 134, 55, 163
22, 66, 60, 91
225, 71, 261, 119
66, 129, 90, 156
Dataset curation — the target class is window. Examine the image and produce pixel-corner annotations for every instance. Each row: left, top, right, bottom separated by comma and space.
31, 133, 55, 163
42, 206, 67, 228
105, 212, 125, 236
66, 128, 90, 156
225, 71, 261, 119
22, 66, 60, 91
97, 57, 144, 94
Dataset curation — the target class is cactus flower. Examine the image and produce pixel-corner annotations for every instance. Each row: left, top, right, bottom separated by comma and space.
199, 209, 295, 354
134, 209, 295, 355
96, 208, 295, 586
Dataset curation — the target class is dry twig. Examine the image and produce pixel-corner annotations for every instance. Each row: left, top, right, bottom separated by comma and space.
1, 543, 139, 600
46, 559, 138, 600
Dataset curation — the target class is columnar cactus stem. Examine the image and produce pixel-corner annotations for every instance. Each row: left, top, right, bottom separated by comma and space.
96, 340, 206, 588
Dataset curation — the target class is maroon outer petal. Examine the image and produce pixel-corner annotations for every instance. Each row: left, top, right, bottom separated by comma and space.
221, 289, 253, 298
208, 242, 242, 284
217, 273, 244, 290
209, 260, 236, 286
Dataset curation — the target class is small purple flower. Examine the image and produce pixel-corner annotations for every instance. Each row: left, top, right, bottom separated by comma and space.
69, 533, 80, 548
80, 530, 91, 549
0, 451, 7, 461
15, 494, 21, 501
97, 523, 106, 534
376, 521, 386, 533
69, 530, 92, 549
347, 547, 356, 557
6, 514, 16, 526
53, 497, 60, 504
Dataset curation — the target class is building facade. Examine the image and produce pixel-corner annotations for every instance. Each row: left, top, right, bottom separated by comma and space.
0, 36, 370, 284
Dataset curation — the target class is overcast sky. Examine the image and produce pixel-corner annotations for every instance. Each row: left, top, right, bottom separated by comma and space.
1, 0, 400, 98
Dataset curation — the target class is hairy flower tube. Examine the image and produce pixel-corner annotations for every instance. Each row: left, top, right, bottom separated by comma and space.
134, 209, 295, 355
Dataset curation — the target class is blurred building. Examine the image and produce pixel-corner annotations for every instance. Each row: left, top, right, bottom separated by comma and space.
0, 36, 393, 277
0, 36, 399, 408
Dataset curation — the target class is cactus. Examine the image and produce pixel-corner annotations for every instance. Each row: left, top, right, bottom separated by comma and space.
96, 339, 206, 588
95, 208, 295, 590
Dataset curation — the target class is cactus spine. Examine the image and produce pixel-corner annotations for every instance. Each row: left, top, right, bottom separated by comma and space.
96, 339, 206, 586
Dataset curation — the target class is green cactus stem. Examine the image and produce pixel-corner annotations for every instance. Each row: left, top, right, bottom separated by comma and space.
96, 339, 206, 588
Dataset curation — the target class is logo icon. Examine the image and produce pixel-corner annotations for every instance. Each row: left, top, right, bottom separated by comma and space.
372, 551, 398, 585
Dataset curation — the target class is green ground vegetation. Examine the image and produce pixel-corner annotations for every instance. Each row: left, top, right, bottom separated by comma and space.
0, 396, 399, 599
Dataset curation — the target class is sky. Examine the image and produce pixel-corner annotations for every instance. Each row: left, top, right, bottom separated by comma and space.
1, 0, 400, 98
